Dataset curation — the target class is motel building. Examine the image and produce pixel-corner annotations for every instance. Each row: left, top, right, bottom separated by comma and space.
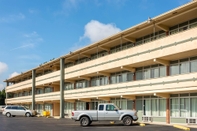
4, 1, 197, 125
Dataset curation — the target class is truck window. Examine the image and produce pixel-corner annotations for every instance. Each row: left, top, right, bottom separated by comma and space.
106, 105, 116, 111
99, 105, 104, 111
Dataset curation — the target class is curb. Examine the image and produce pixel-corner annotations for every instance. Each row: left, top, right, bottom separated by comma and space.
136, 122, 145, 126
173, 125, 190, 131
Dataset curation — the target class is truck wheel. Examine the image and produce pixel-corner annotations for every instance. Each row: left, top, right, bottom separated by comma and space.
80, 116, 90, 127
123, 116, 133, 126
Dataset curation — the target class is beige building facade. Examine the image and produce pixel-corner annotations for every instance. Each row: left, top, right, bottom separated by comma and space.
4, 1, 197, 124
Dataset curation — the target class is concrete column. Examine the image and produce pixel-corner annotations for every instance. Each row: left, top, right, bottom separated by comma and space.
108, 76, 110, 84
166, 66, 170, 76
74, 82, 76, 89
74, 102, 76, 110
166, 98, 170, 124
6, 82, 9, 105
133, 73, 136, 81
133, 100, 136, 110
60, 58, 65, 118
32, 69, 36, 110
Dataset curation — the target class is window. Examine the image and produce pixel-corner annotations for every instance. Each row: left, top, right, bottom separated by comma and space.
170, 61, 179, 75
136, 70, 143, 80
106, 105, 116, 111
18, 106, 25, 110
11, 106, 18, 110
6, 106, 11, 109
45, 87, 53, 93
190, 56, 197, 72
180, 58, 189, 74
99, 105, 104, 111
143, 66, 150, 79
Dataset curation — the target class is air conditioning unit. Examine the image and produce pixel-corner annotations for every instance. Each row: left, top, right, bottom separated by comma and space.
186, 118, 197, 124
142, 116, 153, 122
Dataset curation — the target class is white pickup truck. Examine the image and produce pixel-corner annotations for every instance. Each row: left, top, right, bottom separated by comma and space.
71, 103, 138, 126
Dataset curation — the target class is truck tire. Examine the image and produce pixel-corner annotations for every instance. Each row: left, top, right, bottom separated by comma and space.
123, 116, 133, 126
80, 116, 90, 127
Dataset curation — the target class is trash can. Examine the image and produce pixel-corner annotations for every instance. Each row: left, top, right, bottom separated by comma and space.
42, 111, 50, 117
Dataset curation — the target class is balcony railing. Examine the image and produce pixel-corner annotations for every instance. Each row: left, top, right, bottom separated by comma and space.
64, 72, 197, 99
6, 95, 32, 104
35, 91, 60, 102
64, 27, 197, 79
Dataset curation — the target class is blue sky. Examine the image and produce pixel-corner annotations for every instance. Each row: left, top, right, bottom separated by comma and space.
0, 0, 190, 90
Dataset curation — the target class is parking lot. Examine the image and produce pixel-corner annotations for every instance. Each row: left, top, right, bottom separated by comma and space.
0, 114, 196, 131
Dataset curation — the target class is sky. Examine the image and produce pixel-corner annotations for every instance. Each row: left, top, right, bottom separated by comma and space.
0, 0, 191, 90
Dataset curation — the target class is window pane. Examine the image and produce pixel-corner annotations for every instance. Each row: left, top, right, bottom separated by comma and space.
145, 99, 151, 116
159, 66, 166, 77
190, 98, 197, 117
99, 105, 104, 111
151, 68, 159, 78
180, 62, 189, 74
136, 71, 143, 80
191, 60, 197, 72
127, 73, 133, 81
170, 64, 179, 75
180, 98, 189, 117
159, 99, 166, 116
152, 99, 158, 116
144, 69, 150, 79
171, 98, 179, 117
122, 73, 127, 82
111, 75, 116, 84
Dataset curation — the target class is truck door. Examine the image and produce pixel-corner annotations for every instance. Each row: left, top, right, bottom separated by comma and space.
104, 104, 120, 120
98, 104, 105, 120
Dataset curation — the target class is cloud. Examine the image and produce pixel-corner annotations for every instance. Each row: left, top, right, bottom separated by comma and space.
9, 72, 20, 78
0, 13, 25, 23
10, 31, 43, 51
68, 20, 121, 52
0, 84, 5, 91
82, 20, 121, 43
0, 62, 8, 75
54, 0, 82, 16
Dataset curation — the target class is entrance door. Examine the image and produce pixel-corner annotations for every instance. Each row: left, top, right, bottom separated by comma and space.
143, 99, 151, 116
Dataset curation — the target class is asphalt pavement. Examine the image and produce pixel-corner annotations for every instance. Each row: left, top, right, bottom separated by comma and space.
0, 113, 196, 131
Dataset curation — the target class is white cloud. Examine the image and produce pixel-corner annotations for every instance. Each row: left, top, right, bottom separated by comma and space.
68, 20, 121, 52
82, 20, 121, 43
9, 72, 20, 78
0, 13, 25, 23
0, 62, 8, 75
54, 0, 83, 16
10, 31, 43, 51
0, 84, 5, 91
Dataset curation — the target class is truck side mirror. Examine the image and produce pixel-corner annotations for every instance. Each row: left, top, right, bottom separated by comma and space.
114, 108, 118, 111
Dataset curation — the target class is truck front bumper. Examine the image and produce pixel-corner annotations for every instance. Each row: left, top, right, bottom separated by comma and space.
133, 116, 138, 121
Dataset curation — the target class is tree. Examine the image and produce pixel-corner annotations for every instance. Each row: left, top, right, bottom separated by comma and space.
0, 89, 6, 105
